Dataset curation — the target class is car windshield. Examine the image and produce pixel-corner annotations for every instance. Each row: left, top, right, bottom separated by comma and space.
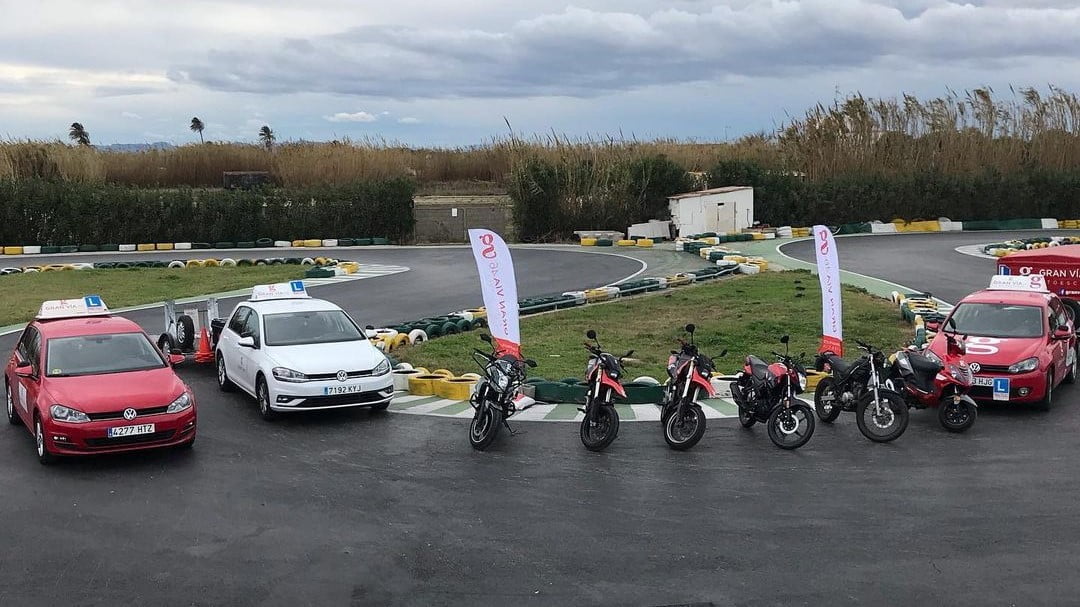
263, 310, 364, 346
46, 333, 165, 377
947, 302, 1045, 338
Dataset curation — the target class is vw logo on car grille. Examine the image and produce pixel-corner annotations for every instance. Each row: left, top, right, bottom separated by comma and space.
123, 408, 137, 420
336, 370, 348, 382
968, 363, 981, 373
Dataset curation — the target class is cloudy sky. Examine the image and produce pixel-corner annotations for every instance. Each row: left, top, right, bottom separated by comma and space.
1, 0, 1078, 145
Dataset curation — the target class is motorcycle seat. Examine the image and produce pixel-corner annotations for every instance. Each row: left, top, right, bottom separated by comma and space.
825, 354, 852, 375
908, 352, 943, 375
747, 355, 772, 381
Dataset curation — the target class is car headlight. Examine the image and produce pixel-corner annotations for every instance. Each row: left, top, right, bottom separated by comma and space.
924, 349, 943, 366
1008, 357, 1039, 374
166, 392, 192, 414
50, 404, 90, 423
272, 367, 309, 382
372, 358, 391, 376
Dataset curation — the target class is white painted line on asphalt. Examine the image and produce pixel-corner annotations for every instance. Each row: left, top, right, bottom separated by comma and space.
395, 398, 464, 414
954, 244, 998, 260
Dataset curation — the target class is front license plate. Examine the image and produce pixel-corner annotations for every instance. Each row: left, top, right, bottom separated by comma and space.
972, 377, 994, 387
107, 424, 155, 438
324, 385, 363, 395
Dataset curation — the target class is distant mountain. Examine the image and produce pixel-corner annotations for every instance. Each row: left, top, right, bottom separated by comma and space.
96, 142, 175, 153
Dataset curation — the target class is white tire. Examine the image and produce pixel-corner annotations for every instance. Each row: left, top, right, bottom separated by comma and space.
119, 244, 136, 252
301, 257, 315, 265
632, 376, 660, 386
168, 260, 186, 269
274, 240, 290, 248
174, 242, 193, 250
408, 329, 428, 344
23, 246, 41, 255
219, 258, 237, 267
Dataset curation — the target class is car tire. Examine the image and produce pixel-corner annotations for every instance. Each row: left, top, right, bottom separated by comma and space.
34, 414, 56, 465
1038, 371, 1054, 411
6, 380, 20, 426
1066, 347, 1078, 385
176, 315, 196, 351
256, 376, 277, 421
216, 353, 236, 392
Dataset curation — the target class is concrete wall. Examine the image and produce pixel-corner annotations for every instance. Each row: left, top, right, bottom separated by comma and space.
412, 195, 513, 243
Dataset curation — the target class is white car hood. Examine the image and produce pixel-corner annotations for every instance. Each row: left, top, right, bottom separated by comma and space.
265, 340, 385, 374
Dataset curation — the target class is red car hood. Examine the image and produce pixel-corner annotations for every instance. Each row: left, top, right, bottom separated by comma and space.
929, 334, 1044, 366
42, 367, 187, 413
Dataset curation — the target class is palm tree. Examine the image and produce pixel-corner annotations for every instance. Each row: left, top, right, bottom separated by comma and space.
190, 117, 205, 143
258, 125, 275, 150
69, 122, 90, 146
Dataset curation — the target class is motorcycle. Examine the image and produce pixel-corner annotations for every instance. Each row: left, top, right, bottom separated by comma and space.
730, 335, 816, 450
883, 319, 978, 433
813, 339, 910, 443
659, 323, 727, 451
468, 333, 537, 451
579, 329, 632, 451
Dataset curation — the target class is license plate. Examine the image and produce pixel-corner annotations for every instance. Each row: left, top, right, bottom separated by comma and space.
972, 377, 994, 387
107, 424, 155, 438
324, 385, 363, 395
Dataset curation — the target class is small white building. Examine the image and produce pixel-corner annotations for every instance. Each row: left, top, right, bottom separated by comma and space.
667, 186, 754, 236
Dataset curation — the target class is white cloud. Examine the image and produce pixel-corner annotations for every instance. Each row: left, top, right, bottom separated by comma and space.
121, 111, 142, 119
398, 116, 420, 124
324, 111, 377, 122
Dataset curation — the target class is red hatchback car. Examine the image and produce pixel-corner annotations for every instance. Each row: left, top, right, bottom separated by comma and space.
926, 275, 1077, 409
4, 297, 196, 464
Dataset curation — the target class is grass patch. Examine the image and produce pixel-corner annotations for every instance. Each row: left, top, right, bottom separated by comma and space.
0, 266, 304, 327
396, 271, 912, 380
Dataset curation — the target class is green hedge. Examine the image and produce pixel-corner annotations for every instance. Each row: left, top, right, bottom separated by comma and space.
0, 179, 416, 245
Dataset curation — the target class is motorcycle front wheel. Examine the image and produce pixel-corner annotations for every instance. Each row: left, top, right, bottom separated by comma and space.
938, 398, 977, 433
581, 405, 620, 451
814, 377, 843, 423
767, 402, 815, 450
855, 391, 909, 443
469, 404, 503, 451
664, 406, 706, 451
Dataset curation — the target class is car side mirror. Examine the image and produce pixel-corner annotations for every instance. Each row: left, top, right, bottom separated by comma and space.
14, 360, 33, 378
168, 353, 186, 365
237, 336, 256, 349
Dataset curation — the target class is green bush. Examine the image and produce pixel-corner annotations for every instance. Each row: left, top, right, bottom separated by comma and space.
0, 178, 416, 245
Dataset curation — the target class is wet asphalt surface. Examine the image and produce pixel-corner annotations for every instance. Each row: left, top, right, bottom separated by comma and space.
3, 239, 1080, 606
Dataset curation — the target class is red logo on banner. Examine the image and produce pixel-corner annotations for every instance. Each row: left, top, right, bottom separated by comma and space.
480, 233, 497, 258
819, 335, 843, 356
818, 230, 830, 255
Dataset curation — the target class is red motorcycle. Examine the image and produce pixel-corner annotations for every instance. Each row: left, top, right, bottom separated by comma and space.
579, 329, 631, 451
659, 324, 726, 451
883, 319, 978, 433
730, 335, 816, 450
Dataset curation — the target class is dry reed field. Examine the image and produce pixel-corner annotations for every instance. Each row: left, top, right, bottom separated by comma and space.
2, 86, 1078, 191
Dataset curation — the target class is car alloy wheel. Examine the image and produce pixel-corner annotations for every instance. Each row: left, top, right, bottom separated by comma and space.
35, 419, 44, 457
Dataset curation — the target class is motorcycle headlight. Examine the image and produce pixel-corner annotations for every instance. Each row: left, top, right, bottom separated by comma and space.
948, 365, 971, 384
798, 372, 808, 392
490, 363, 512, 390
1008, 357, 1039, 374
166, 392, 192, 414
50, 404, 90, 423
272, 367, 309, 383
372, 358, 391, 376
924, 349, 943, 366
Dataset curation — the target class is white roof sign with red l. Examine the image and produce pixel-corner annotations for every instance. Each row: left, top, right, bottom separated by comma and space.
988, 274, 1049, 293
250, 281, 310, 301
37, 295, 110, 320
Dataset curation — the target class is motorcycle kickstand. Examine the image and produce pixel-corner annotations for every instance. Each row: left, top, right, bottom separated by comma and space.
503, 418, 520, 436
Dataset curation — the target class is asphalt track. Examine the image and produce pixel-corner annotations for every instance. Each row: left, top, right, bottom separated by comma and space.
781, 230, 1080, 303
3, 238, 1080, 606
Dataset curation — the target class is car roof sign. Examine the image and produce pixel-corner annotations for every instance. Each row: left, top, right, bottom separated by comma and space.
988, 274, 1049, 293
37, 295, 110, 320
250, 280, 310, 301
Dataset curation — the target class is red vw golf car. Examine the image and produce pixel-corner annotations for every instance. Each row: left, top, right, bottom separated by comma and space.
4, 296, 197, 464
926, 275, 1077, 409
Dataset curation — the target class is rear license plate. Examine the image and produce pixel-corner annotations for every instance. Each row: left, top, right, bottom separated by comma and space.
107, 424, 155, 438
972, 377, 994, 387
324, 385, 362, 395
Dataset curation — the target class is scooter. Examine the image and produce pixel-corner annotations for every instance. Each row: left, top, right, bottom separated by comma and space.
659, 324, 726, 451
883, 319, 977, 433
814, 339, 910, 442
579, 329, 631, 452
730, 335, 816, 450
468, 333, 537, 451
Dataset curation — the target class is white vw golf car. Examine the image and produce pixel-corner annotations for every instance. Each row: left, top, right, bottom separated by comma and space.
215, 282, 394, 420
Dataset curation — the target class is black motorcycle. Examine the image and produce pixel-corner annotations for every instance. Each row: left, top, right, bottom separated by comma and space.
813, 339, 909, 443
579, 329, 631, 452
468, 333, 537, 451
730, 335, 816, 450
659, 323, 726, 451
